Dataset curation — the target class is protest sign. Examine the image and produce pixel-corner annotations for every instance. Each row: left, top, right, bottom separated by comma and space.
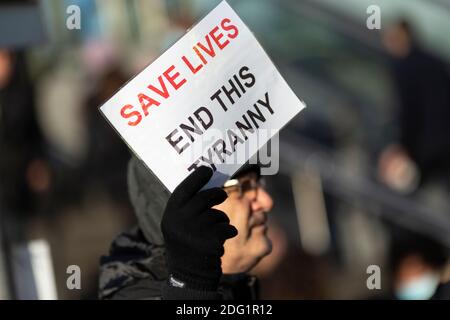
100, 1, 306, 192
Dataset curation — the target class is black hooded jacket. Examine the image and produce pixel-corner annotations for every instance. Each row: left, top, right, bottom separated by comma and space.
98, 156, 259, 300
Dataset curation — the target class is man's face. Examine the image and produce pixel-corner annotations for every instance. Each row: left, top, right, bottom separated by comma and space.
213, 171, 274, 274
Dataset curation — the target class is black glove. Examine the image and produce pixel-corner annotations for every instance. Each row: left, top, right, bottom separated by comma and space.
161, 166, 238, 292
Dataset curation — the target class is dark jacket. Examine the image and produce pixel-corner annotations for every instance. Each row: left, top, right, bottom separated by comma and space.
390, 46, 450, 180
98, 156, 259, 300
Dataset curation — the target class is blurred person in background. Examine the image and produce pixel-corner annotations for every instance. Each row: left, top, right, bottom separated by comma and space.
378, 20, 450, 195
1, 1, 137, 299
388, 230, 449, 300
83, 65, 131, 206
0, 50, 51, 220
0, 0, 52, 243
0, 1, 54, 298
99, 157, 274, 300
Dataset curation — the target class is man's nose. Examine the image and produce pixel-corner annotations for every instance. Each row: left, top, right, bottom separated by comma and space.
252, 187, 273, 212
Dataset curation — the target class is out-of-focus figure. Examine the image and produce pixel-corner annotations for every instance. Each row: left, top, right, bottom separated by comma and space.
0, 50, 51, 219
379, 20, 450, 194
388, 231, 448, 300
83, 65, 131, 205
0, 0, 52, 299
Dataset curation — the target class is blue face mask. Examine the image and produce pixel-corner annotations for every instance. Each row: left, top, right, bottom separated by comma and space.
395, 273, 440, 300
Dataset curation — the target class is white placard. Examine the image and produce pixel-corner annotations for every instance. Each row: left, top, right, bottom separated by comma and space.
100, 1, 306, 192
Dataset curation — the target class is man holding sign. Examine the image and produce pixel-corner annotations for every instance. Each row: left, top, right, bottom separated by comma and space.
99, 157, 272, 299
99, 1, 305, 300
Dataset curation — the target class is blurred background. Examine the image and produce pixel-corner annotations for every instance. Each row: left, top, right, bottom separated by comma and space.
1, 0, 450, 299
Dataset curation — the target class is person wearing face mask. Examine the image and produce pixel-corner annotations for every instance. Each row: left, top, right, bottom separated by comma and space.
98, 156, 274, 300
389, 232, 449, 300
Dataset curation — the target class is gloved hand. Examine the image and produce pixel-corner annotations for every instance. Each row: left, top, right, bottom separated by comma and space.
161, 166, 238, 292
